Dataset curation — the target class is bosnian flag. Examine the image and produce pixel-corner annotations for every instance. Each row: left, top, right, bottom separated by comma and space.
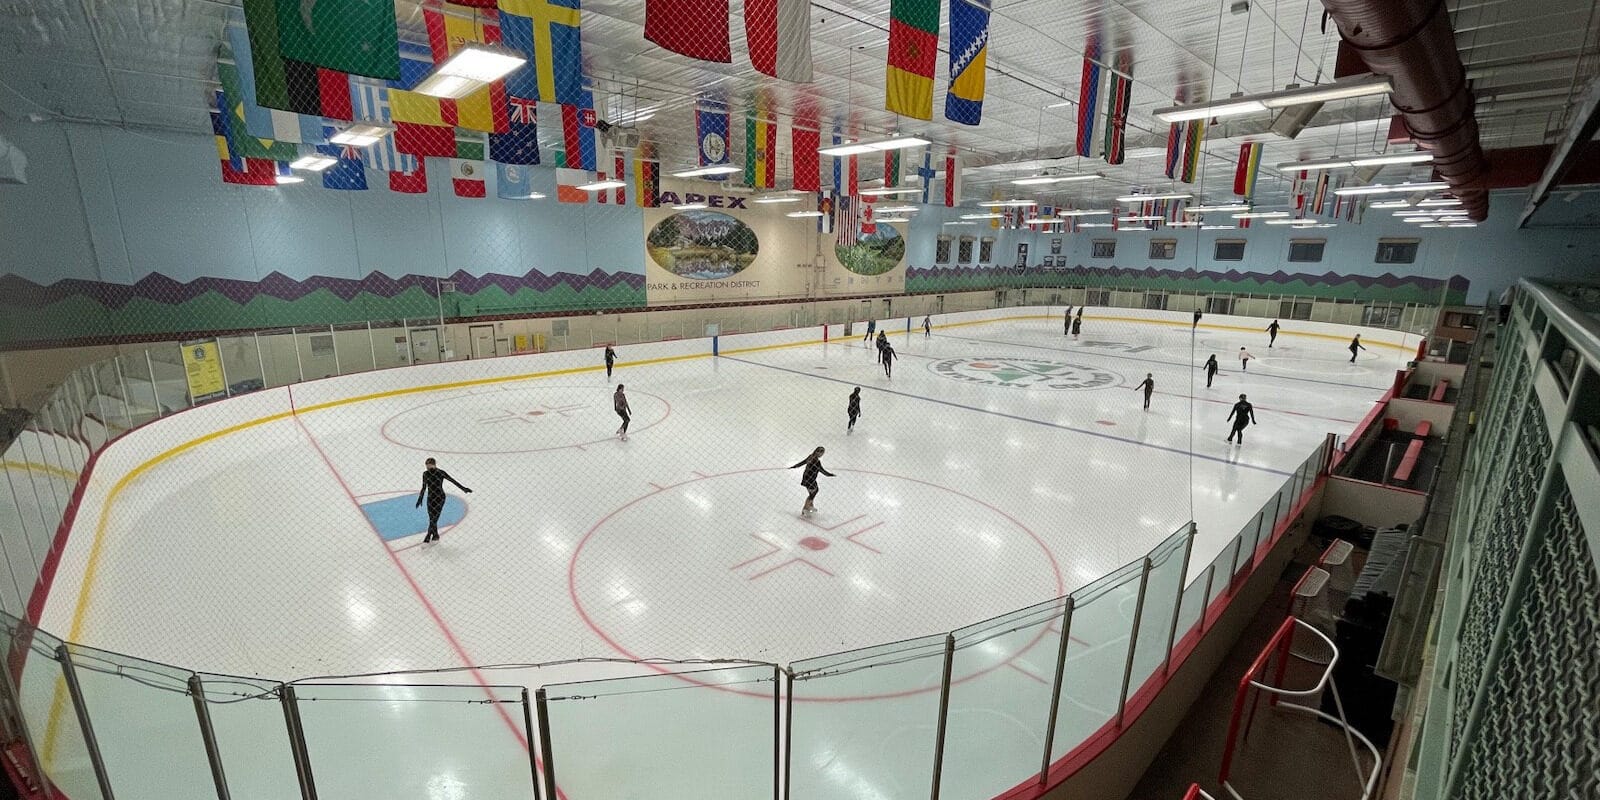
944, 0, 991, 125
745, 0, 813, 82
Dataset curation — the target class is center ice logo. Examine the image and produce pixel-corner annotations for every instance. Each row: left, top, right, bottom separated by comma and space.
930, 357, 1120, 390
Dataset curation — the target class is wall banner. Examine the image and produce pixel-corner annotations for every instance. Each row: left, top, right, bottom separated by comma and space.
180, 338, 227, 403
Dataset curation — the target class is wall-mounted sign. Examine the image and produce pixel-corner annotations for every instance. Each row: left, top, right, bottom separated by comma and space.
656, 191, 749, 209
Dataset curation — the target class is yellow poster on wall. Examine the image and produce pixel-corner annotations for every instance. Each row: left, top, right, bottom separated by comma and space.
181, 339, 226, 403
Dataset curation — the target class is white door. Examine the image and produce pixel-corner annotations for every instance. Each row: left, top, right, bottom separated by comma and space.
410, 329, 441, 364
470, 325, 496, 359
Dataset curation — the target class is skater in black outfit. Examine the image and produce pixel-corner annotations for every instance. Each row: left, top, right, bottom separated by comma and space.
1348, 334, 1366, 363
1192, 309, 1202, 329
1202, 354, 1219, 388
1063, 305, 1073, 335
416, 458, 472, 543
603, 345, 616, 378
613, 384, 631, 440
875, 330, 889, 364
789, 446, 836, 515
923, 316, 932, 338
846, 387, 862, 433
1266, 320, 1280, 348
863, 319, 876, 345
881, 342, 898, 377
1134, 373, 1155, 410
1225, 394, 1256, 445
1070, 316, 1082, 339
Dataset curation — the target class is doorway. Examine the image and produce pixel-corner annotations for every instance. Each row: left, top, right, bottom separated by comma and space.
469, 324, 496, 359
409, 328, 441, 364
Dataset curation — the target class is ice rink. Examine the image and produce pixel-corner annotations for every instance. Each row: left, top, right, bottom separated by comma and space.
18, 311, 1412, 800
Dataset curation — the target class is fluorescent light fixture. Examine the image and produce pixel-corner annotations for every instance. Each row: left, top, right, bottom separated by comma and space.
785, 210, 824, 218
1120, 215, 1164, 222
1155, 75, 1393, 123
672, 203, 709, 210
978, 200, 1038, 207
290, 154, 338, 172
1059, 209, 1113, 216
961, 213, 1004, 219
1437, 215, 1471, 222
521, 192, 546, 200
1154, 98, 1267, 123
874, 205, 918, 213
1276, 159, 1356, 172
1117, 192, 1193, 202
752, 196, 803, 204
1045, 100, 1074, 109
943, 221, 978, 225
818, 135, 930, 157
860, 187, 922, 196
1201, 225, 1236, 230
1334, 181, 1450, 196
671, 165, 743, 178
1417, 198, 1462, 207
1265, 218, 1312, 225
1446, 222, 1477, 228
1371, 200, 1413, 209
1168, 220, 1203, 227
1349, 152, 1434, 167
1190, 204, 1251, 213
1420, 223, 1445, 228
1313, 223, 1338, 228
1233, 211, 1290, 219
439, 44, 526, 82
415, 73, 481, 99
816, 142, 877, 157
1011, 174, 1102, 186
1078, 222, 1114, 228
871, 136, 931, 150
330, 123, 391, 147
577, 179, 627, 191
877, 216, 910, 223
274, 173, 304, 184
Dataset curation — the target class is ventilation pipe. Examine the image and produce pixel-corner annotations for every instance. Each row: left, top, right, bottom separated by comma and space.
1319, 0, 1489, 220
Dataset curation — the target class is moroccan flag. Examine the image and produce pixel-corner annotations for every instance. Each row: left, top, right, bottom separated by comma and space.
944, 0, 990, 125
273, 0, 400, 79
490, 96, 541, 164
645, 0, 731, 62
1164, 122, 1182, 179
634, 159, 660, 207
1180, 119, 1204, 184
240, 0, 353, 118
943, 153, 962, 207
746, 0, 812, 82
886, 0, 939, 120
559, 91, 598, 171
424, 2, 510, 134
224, 27, 329, 142
696, 102, 731, 166
743, 107, 775, 188
212, 101, 276, 185
1102, 57, 1132, 165
1234, 141, 1262, 197
883, 150, 902, 187
555, 165, 590, 203
451, 138, 488, 197
791, 125, 820, 192
498, 0, 584, 105
1075, 46, 1101, 157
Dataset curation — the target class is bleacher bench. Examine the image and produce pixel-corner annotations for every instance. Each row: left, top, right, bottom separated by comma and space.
1393, 421, 1432, 484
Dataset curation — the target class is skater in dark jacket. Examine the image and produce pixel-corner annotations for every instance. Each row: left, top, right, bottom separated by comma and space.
416, 458, 472, 543
863, 319, 876, 344
875, 330, 889, 364
882, 342, 898, 377
1348, 335, 1367, 363
846, 387, 862, 433
923, 316, 932, 338
613, 384, 632, 440
1192, 309, 1202, 329
1202, 354, 1220, 388
1134, 373, 1156, 410
1266, 320, 1280, 348
789, 446, 836, 515
1071, 316, 1083, 339
603, 345, 616, 378
1225, 394, 1256, 445
1063, 306, 1073, 335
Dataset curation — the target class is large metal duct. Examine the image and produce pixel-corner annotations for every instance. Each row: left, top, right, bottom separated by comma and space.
1320, 0, 1490, 220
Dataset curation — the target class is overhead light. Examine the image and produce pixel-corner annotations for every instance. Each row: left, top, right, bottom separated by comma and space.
872, 136, 932, 150
1313, 223, 1337, 228
785, 210, 824, 218
1189, 203, 1251, 213
1233, 211, 1290, 219
1059, 209, 1112, 216
961, 213, 1004, 219
874, 205, 919, 213
274, 173, 304, 184
416, 73, 481, 99
1265, 218, 1313, 225
578, 179, 627, 191
816, 142, 877, 157
330, 123, 392, 147
943, 221, 977, 225
1420, 223, 1445, 228
1025, 216, 1061, 223
1168, 220, 1203, 227
1417, 198, 1462, 207
1155, 75, 1392, 123
1201, 225, 1236, 230
978, 200, 1037, 207
818, 135, 930, 156
1045, 100, 1074, 109
752, 196, 803, 204
1117, 192, 1193, 202
1120, 215, 1164, 222
671, 165, 743, 178
416, 45, 526, 98
1437, 215, 1471, 222
672, 203, 709, 210
860, 187, 922, 196
1334, 181, 1450, 196
1011, 174, 1102, 186
290, 154, 338, 172
520, 192, 546, 200
1370, 200, 1414, 209
1349, 152, 1434, 167
877, 216, 911, 223
1446, 222, 1477, 228
1078, 222, 1114, 228
1275, 158, 1356, 172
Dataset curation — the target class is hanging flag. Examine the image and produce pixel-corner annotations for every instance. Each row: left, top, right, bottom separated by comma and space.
1311, 172, 1330, 215
1102, 54, 1132, 165
645, 0, 731, 62
916, 145, 936, 204
634, 158, 660, 207
886, 0, 939, 120
817, 190, 836, 234
498, 0, 583, 105
1234, 141, 1262, 198
1075, 45, 1102, 157
1290, 169, 1307, 214
944, 0, 990, 125
224, 28, 328, 143
451, 138, 488, 197
559, 90, 598, 171
385, 47, 458, 157
215, 87, 299, 162
555, 165, 590, 202
497, 162, 536, 198
317, 139, 369, 190
240, 0, 354, 118
883, 150, 902, 188
791, 124, 820, 192
272, 0, 400, 80
490, 96, 541, 164
1163, 122, 1182, 179
212, 101, 276, 186
349, 80, 428, 193
743, 105, 776, 188
746, 0, 813, 82
424, 2, 510, 134
861, 201, 877, 235
696, 101, 731, 166
830, 124, 858, 197
943, 153, 962, 207
613, 152, 628, 204
1180, 119, 1204, 184
837, 194, 860, 245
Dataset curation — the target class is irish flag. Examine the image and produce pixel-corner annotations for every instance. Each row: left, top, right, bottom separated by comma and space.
885, 0, 939, 120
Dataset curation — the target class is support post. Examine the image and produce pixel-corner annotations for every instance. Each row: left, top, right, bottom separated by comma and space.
1164, 525, 1197, 676
535, 689, 558, 800
520, 689, 541, 800
1116, 558, 1154, 727
215, 338, 231, 397
188, 675, 232, 800
713, 335, 720, 357
279, 685, 318, 800
144, 350, 161, 417
367, 322, 378, 372
783, 670, 794, 800
772, 665, 781, 800
56, 645, 115, 800
1037, 597, 1075, 787
1199, 564, 1217, 632
329, 325, 341, 376
254, 333, 268, 388
291, 331, 305, 383
112, 358, 132, 430
928, 634, 956, 800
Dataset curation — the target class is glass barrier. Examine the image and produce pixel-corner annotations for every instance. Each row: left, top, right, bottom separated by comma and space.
258, 330, 302, 388
195, 673, 301, 800
544, 665, 776, 800
218, 334, 266, 396
1127, 528, 1194, 698
147, 342, 189, 413
1236, 510, 1267, 580
1049, 558, 1145, 763
1205, 536, 1242, 613
1172, 564, 1214, 653
9, 625, 102, 800
331, 325, 377, 374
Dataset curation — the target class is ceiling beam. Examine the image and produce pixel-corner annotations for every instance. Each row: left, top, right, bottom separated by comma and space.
1517, 73, 1600, 228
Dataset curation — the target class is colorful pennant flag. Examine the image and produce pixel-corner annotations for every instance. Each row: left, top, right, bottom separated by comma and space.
944, 0, 990, 125
490, 96, 541, 164
212, 98, 276, 186
645, 0, 731, 62
559, 89, 598, 171
817, 190, 836, 234
746, 0, 813, 82
240, 0, 355, 118
1075, 44, 1102, 158
1311, 172, 1330, 215
1180, 119, 1204, 184
1234, 141, 1263, 198
1164, 122, 1182, 179
224, 28, 328, 143
215, 87, 299, 162
943, 153, 962, 207
1102, 54, 1132, 165
830, 124, 858, 197
555, 165, 590, 203
385, 46, 459, 157
744, 106, 776, 188
424, 2, 510, 133
634, 158, 661, 207
451, 138, 488, 198
791, 124, 820, 192
696, 101, 731, 167
271, 0, 400, 80
498, 0, 584, 105
886, 0, 939, 120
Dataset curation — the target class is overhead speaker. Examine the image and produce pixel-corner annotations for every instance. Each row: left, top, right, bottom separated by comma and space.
1269, 102, 1324, 140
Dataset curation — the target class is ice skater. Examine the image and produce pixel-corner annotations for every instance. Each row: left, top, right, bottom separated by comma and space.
1266, 320, 1280, 348
1063, 305, 1073, 335
1202, 354, 1220, 388
788, 446, 836, 515
1070, 315, 1082, 340
603, 345, 616, 379
1348, 334, 1366, 363
1192, 309, 1202, 329
875, 330, 889, 364
613, 384, 631, 440
923, 315, 932, 338
1134, 373, 1156, 410
416, 458, 472, 544
881, 342, 898, 377
846, 387, 862, 433
1225, 394, 1256, 445
1239, 346, 1254, 371
863, 318, 876, 345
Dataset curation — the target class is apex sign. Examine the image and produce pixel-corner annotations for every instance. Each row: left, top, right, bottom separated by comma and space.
657, 191, 748, 209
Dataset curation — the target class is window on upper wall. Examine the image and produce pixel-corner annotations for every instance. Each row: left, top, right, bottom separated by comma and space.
1214, 239, 1246, 261
1288, 239, 1325, 263
1149, 240, 1177, 260
958, 237, 975, 263
1092, 240, 1116, 258
979, 237, 994, 262
935, 236, 953, 264
1376, 238, 1420, 264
